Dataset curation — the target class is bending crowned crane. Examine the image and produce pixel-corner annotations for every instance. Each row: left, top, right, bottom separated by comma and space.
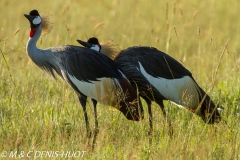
24, 10, 144, 145
77, 37, 221, 136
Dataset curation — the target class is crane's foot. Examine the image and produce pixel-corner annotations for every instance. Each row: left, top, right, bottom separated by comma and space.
91, 127, 99, 151
167, 121, 173, 137
86, 130, 92, 139
148, 130, 153, 146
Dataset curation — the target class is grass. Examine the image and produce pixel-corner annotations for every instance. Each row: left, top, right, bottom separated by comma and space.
0, 0, 240, 159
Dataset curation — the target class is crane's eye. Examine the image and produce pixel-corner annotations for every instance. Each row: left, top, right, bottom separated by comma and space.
33, 16, 41, 25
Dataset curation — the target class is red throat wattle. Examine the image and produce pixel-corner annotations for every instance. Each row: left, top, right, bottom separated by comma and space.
30, 28, 36, 38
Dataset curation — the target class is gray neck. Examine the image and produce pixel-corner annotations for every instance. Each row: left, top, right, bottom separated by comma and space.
26, 26, 42, 57
26, 25, 61, 79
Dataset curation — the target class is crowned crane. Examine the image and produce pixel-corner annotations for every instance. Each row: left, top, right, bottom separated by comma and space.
77, 37, 221, 136
24, 10, 144, 147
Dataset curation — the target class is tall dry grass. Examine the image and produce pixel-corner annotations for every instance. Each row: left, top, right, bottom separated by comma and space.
0, 0, 239, 159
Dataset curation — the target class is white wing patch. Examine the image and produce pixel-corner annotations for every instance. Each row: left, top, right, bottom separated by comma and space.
33, 16, 42, 25
138, 62, 199, 109
118, 69, 128, 80
67, 73, 120, 106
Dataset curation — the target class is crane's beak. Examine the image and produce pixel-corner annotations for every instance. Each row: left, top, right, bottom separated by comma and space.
77, 39, 92, 48
24, 14, 34, 22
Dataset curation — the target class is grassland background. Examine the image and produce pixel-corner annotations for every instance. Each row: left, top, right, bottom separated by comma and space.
0, 0, 240, 159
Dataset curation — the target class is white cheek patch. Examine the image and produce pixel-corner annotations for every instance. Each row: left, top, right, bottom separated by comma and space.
33, 16, 41, 25
90, 45, 100, 52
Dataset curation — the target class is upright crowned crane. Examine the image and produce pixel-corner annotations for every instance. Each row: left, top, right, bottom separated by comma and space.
24, 10, 144, 148
77, 37, 221, 137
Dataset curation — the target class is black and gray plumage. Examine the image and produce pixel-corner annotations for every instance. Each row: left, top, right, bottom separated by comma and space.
77, 37, 221, 136
24, 10, 144, 141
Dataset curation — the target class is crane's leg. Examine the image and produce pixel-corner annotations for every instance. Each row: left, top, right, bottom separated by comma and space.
91, 99, 99, 151
145, 99, 153, 134
78, 94, 91, 138
145, 99, 153, 145
155, 100, 173, 136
